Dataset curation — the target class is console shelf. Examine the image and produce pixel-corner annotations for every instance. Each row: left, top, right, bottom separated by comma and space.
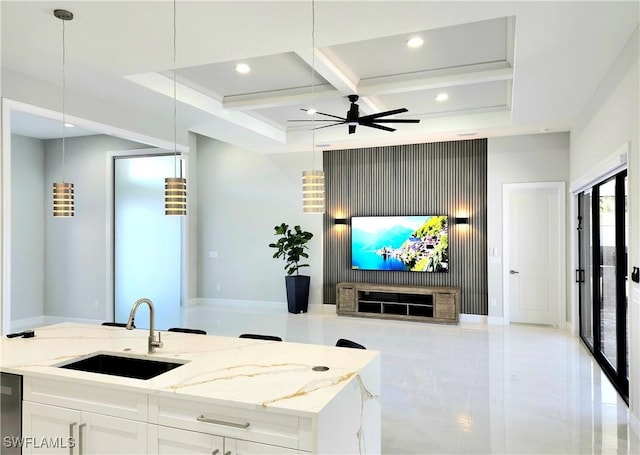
336, 282, 460, 324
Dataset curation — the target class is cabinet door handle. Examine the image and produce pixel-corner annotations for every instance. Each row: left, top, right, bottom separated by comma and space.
197, 415, 250, 429
68, 423, 77, 455
212, 450, 219, 455
224, 452, 232, 455
509, 270, 519, 274
78, 423, 87, 454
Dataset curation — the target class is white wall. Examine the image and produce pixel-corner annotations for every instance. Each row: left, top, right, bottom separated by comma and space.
195, 135, 323, 307
10, 134, 45, 321
568, 25, 639, 437
487, 133, 570, 320
42, 135, 148, 319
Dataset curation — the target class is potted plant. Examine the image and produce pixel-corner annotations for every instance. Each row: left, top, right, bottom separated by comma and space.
269, 223, 314, 313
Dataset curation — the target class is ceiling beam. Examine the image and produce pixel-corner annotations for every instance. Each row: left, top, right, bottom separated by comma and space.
222, 61, 512, 113
223, 85, 339, 111
358, 62, 513, 96
125, 72, 286, 143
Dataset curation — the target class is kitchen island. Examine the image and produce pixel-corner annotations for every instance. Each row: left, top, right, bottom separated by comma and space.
0, 323, 380, 454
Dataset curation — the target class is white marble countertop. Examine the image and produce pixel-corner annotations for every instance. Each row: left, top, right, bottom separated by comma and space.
0, 323, 379, 418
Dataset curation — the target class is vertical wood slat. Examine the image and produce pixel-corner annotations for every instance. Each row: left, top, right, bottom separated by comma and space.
323, 139, 488, 315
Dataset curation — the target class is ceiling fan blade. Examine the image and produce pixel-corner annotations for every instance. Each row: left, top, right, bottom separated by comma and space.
300, 109, 346, 121
361, 123, 396, 132
369, 119, 421, 124
348, 124, 357, 134
287, 119, 345, 122
359, 108, 408, 122
313, 122, 345, 131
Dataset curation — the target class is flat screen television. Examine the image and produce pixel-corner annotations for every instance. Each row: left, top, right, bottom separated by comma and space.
351, 215, 448, 272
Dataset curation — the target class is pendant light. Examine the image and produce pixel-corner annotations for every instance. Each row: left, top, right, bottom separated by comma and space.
302, 0, 325, 214
165, 0, 187, 216
52, 9, 74, 217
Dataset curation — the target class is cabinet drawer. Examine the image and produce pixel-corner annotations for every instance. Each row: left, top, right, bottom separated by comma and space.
23, 376, 148, 422
150, 396, 312, 452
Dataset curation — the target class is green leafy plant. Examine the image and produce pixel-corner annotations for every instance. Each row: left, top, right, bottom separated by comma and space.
269, 223, 314, 276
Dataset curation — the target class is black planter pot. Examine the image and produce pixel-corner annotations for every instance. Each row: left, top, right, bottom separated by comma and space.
285, 275, 310, 314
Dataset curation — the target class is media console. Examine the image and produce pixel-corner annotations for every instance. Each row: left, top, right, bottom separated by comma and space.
336, 282, 460, 324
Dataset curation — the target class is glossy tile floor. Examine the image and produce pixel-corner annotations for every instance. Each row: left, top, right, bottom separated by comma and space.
181, 303, 640, 454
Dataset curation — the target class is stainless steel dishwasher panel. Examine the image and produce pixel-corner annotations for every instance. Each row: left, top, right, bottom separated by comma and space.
1, 373, 22, 455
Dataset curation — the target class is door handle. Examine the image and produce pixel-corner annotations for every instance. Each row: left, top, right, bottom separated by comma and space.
197, 415, 250, 429
510, 270, 519, 274
78, 423, 86, 454
69, 423, 77, 455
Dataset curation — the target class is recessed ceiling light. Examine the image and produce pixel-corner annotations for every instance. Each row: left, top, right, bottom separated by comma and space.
306, 108, 317, 115
235, 63, 250, 74
406, 37, 424, 48
64, 123, 74, 128
435, 93, 449, 102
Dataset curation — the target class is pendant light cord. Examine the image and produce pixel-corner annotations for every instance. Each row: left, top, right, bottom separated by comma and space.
173, 0, 178, 178
61, 18, 67, 183
310, 0, 316, 171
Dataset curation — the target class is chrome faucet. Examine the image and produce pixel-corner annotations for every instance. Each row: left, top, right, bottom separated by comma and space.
126, 298, 163, 354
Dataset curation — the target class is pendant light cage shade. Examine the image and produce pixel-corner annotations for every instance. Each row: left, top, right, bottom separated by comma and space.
301, 0, 325, 214
302, 170, 325, 213
165, 177, 187, 216
53, 182, 74, 217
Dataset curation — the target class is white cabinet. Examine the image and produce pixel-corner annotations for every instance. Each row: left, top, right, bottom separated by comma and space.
22, 401, 79, 454
22, 377, 148, 454
234, 439, 301, 455
22, 402, 147, 454
150, 425, 222, 454
149, 425, 300, 455
81, 411, 148, 454
150, 395, 312, 452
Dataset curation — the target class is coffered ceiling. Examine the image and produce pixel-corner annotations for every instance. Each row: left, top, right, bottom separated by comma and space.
2, 1, 638, 153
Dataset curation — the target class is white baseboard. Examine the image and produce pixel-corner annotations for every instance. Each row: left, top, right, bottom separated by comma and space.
9, 315, 103, 332
9, 315, 46, 332
187, 298, 337, 315
309, 303, 337, 315
192, 298, 287, 313
43, 315, 103, 326
631, 410, 640, 440
460, 314, 489, 324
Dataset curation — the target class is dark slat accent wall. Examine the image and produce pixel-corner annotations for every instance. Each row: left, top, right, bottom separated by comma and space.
323, 139, 488, 315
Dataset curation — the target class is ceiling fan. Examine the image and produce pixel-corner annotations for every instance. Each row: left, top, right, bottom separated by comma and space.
290, 94, 420, 134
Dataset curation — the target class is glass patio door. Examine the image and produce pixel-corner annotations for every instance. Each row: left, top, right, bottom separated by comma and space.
113, 155, 183, 330
577, 171, 628, 401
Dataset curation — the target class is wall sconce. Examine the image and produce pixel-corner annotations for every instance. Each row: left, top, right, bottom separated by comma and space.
454, 217, 469, 225
334, 218, 348, 225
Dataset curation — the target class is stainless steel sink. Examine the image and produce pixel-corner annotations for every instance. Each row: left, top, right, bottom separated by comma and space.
57, 352, 188, 380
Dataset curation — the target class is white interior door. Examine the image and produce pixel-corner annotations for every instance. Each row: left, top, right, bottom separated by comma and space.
505, 183, 565, 326
113, 155, 182, 330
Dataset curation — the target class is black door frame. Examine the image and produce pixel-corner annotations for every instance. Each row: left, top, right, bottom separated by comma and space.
578, 170, 628, 402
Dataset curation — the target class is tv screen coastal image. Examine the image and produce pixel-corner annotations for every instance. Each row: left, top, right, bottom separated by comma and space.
351, 215, 448, 272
